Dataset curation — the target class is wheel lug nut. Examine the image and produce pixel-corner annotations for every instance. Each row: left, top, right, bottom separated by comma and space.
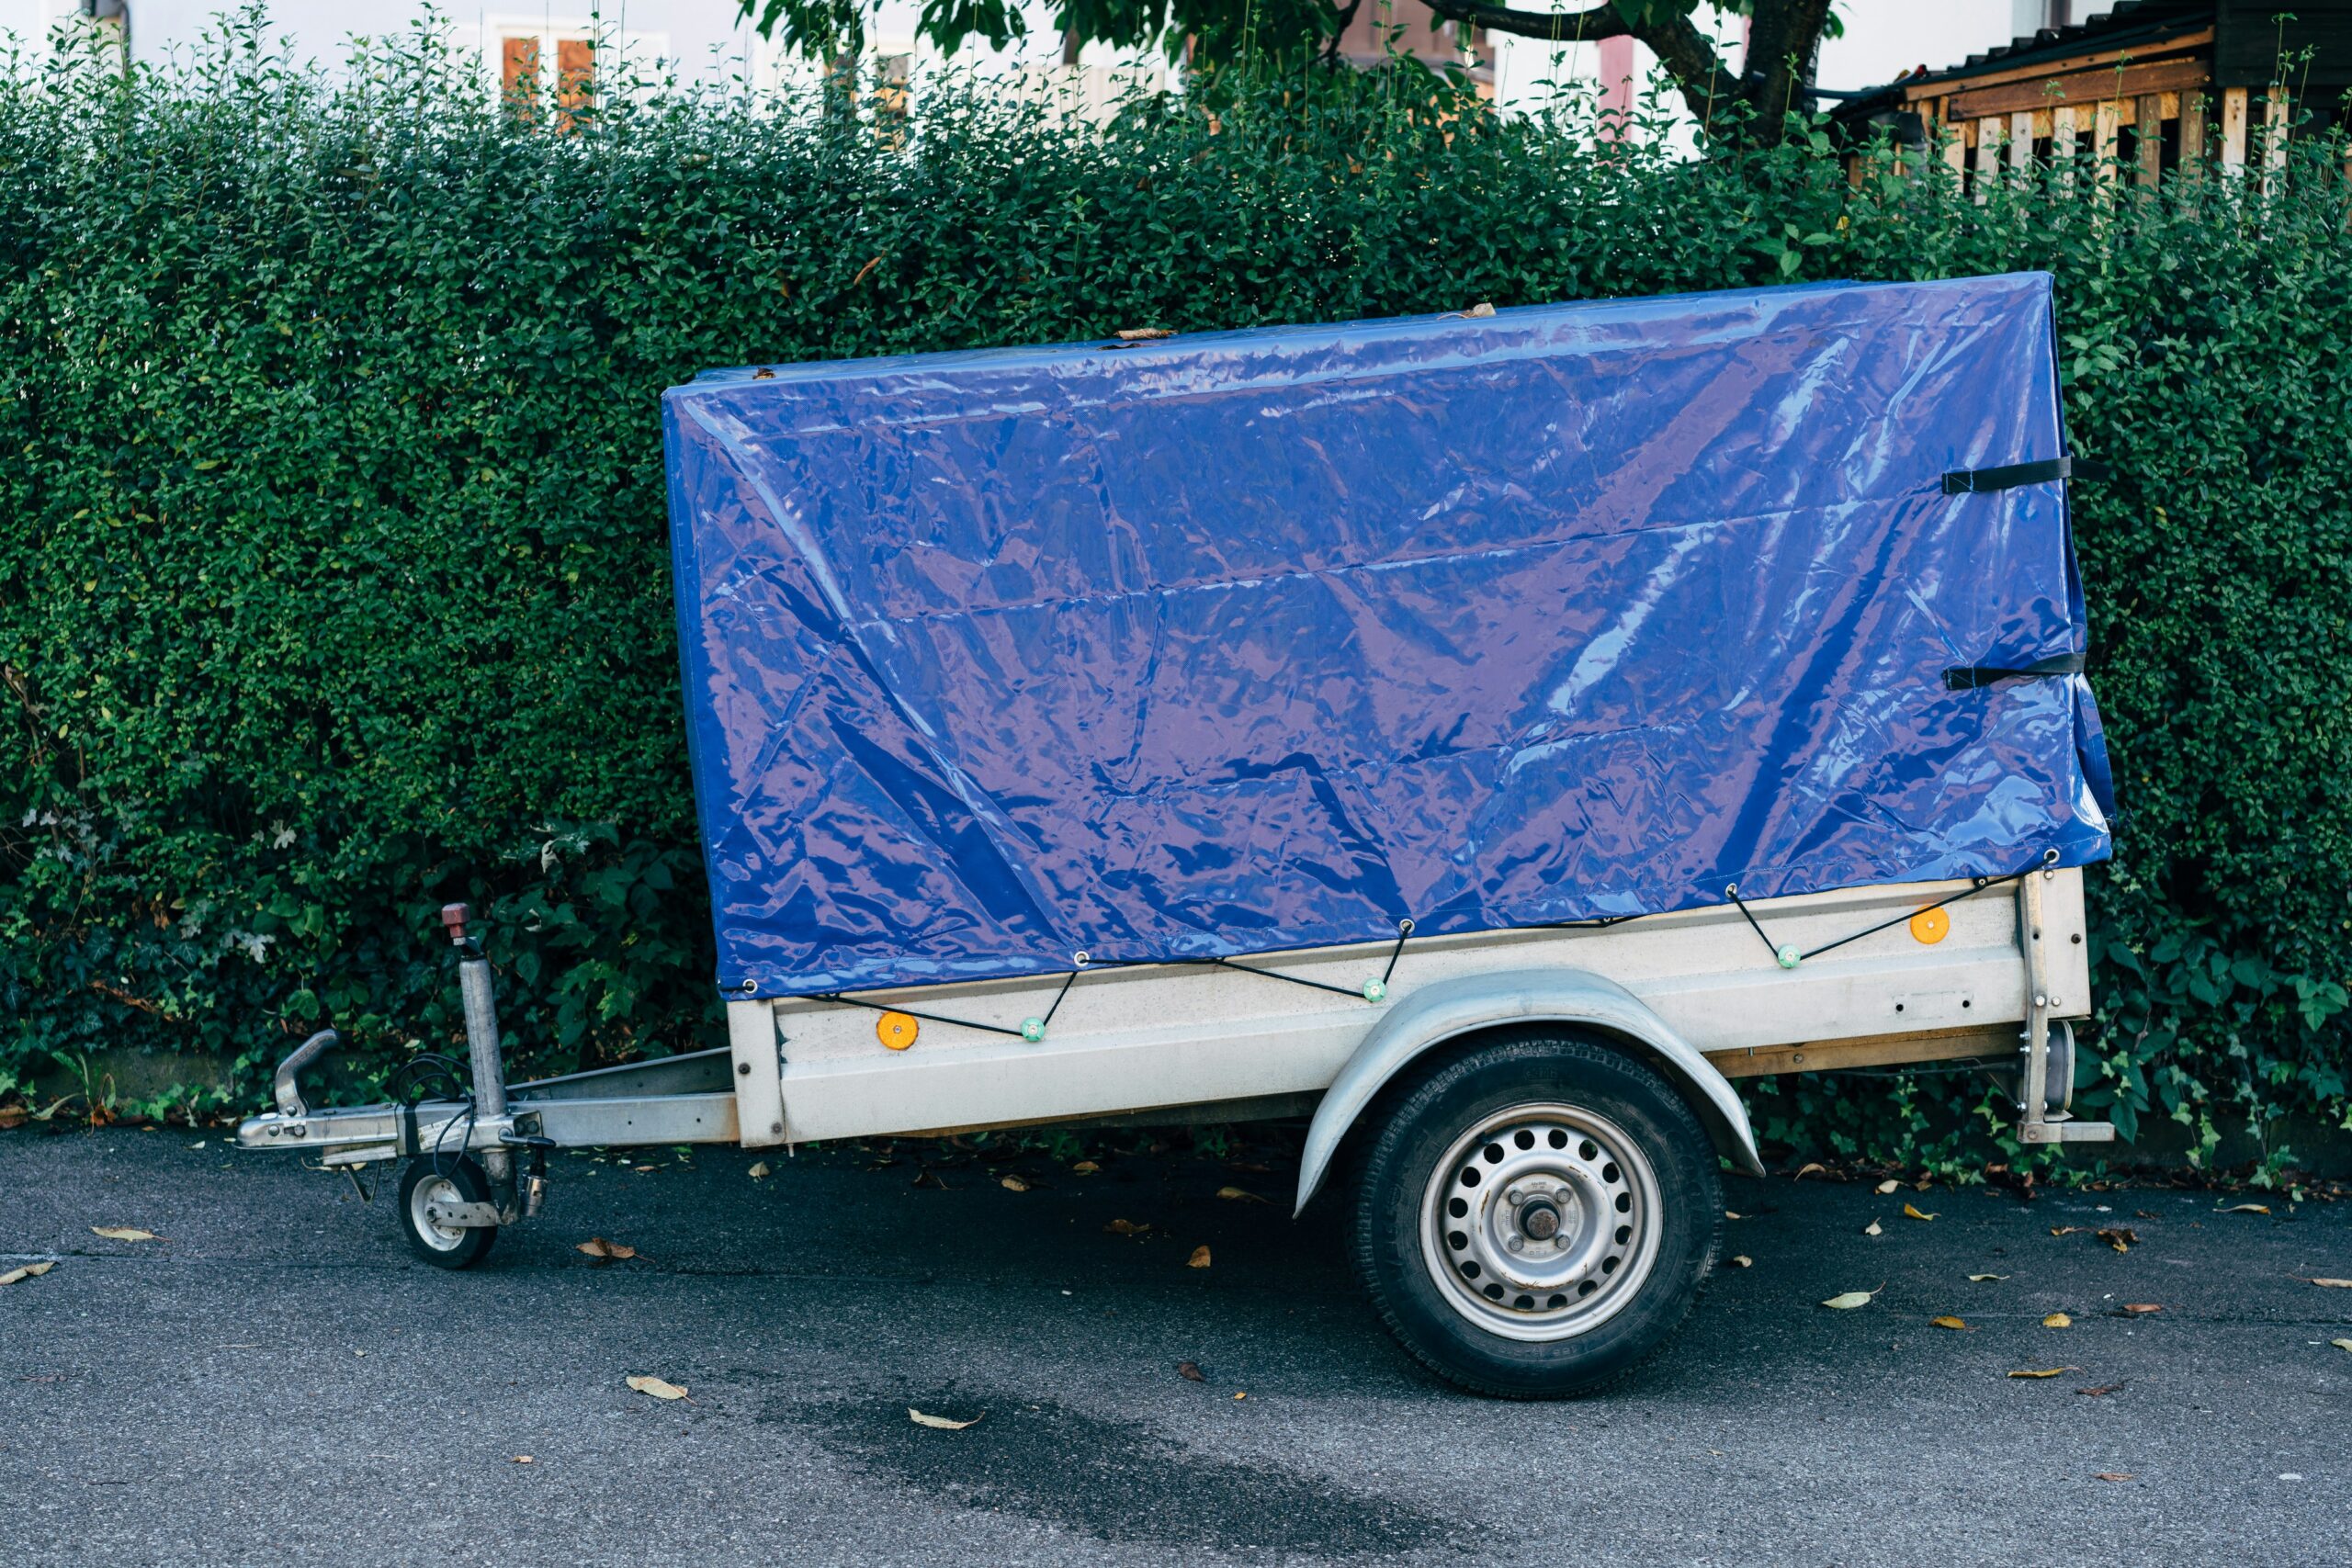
1505, 1186, 1524, 1202
1503, 1235, 1523, 1253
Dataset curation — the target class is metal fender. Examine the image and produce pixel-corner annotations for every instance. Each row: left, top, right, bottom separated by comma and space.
1295, 967, 1765, 1215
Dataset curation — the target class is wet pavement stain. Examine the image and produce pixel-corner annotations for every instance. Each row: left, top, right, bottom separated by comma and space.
772, 1393, 1452, 1558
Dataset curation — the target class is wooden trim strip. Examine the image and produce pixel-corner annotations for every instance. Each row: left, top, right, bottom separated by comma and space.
1901, 26, 2211, 103
1944, 56, 2209, 122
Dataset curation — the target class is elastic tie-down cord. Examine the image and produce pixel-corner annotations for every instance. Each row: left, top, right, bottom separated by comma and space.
816, 962, 1083, 1043
1725, 847, 2063, 971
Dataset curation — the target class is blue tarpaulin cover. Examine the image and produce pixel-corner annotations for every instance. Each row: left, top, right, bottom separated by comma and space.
663, 272, 2113, 998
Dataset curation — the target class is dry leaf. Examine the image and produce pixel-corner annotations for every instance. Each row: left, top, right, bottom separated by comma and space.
2303, 1278, 2352, 1288
1969, 1273, 2008, 1282
91, 1226, 158, 1242
2043, 1312, 2073, 1328
1794, 1162, 1827, 1179
1863, 1219, 1883, 1236
2007, 1367, 2075, 1379
2331, 1339, 2352, 1353
1177, 1360, 1205, 1382
1187, 1246, 1212, 1269
626, 1375, 689, 1401
2120, 1303, 2162, 1315
1728, 1255, 1753, 1269
1821, 1285, 1882, 1309
0, 1261, 57, 1286
2093, 1472, 2132, 1483
1875, 1179, 1901, 1194
0, 1106, 27, 1129
2219, 1202, 2270, 1214
1233, 1391, 1248, 1401
748, 1162, 771, 1179
2075, 1383, 2124, 1396
2050, 1226, 2086, 1236
1000, 1175, 1031, 1193
1932, 1315, 1970, 1330
1114, 327, 1174, 341
1904, 1203, 1939, 1222
909, 1407, 981, 1430
1103, 1218, 1149, 1235
1724, 1210, 1743, 1219
1071, 1160, 1099, 1174
577, 1237, 638, 1261
512, 1455, 535, 1464
2096, 1227, 2137, 1253
1216, 1186, 1267, 1203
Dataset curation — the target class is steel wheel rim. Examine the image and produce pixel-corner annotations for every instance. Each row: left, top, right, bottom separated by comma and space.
410, 1172, 469, 1250
1419, 1101, 1664, 1342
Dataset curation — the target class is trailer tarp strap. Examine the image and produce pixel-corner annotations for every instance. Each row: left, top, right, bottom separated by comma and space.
1942, 650, 2088, 691
1940, 455, 2109, 495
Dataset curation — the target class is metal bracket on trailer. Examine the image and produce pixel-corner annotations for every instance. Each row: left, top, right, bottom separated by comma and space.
2014, 866, 2113, 1146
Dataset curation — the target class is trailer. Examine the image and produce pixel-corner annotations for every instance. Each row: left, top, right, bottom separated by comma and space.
241, 272, 2118, 1396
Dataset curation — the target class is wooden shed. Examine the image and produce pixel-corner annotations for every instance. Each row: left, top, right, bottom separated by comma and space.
1833, 1, 2352, 187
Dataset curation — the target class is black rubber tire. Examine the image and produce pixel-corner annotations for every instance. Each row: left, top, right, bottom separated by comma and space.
397, 1156, 500, 1269
1348, 1032, 1721, 1398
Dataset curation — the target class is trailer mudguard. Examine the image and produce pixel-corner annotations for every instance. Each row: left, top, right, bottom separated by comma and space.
1294, 968, 1765, 1214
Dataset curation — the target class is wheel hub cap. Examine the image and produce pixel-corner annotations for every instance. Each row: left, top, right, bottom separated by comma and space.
1419, 1103, 1665, 1342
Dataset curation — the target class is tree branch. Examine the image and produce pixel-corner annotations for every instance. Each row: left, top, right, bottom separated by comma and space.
1417, 0, 1742, 135
1414, 0, 1630, 45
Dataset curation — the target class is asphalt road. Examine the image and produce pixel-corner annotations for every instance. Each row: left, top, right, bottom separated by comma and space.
3, 1126, 2348, 1567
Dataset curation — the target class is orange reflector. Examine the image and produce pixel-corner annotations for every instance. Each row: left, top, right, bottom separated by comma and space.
1908, 907, 1950, 945
876, 1010, 919, 1051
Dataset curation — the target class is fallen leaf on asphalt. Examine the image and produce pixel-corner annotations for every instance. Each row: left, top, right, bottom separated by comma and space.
1233, 1391, 1248, 1401
908, 1408, 981, 1430
1729, 1256, 1753, 1269
1103, 1218, 1150, 1235
1177, 1360, 1205, 1382
2119, 1303, 2162, 1315
1863, 1219, 1883, 1237
1794, 1163, 1827, 1179
1216, 1186, 1267, 1203
1188, 1246, 1212, 1269
90, 1227, 158, 1242
0, 1106, 26, 1129
1932, 1315, 1970, 1330
512, 1455, 534, 1464
631, 1165, 656, 1174
748, 1162, 771, 1179
2050, 1226, 2086, 1236
1724, 1210, 1742, 1219
1969, 1273, 2008, 1282
1875, 1179, 1901, 1194
576, 1237, 637, 1261
0, 1262, 56, 1285
1071, 1161, 1099, 1174
2331, 1339, 2352, 1353
1821, 1285, 1882, 1309
2219, 1203, 2270, 1214
1904, 1203, 1938, 1222
626, 1376, 688, 1401
2304, 1278, 2352, 1288
2075, 1383, 2125, 1396
1000, 1175, 1031, 1193
2096, 1228, 2137, 1254
2094, 1472, 2132, 1483
2043, 1312, 2073, 1328
2007, 1367, 2076, 1379
911, 1168, 951, 1190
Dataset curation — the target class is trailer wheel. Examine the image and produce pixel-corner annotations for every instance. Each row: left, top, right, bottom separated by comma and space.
398, 1156, 499, 1269
1349, 1032, 1720, 1397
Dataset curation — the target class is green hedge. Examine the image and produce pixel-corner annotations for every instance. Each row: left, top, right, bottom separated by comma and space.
3, 25, 2347, 1169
